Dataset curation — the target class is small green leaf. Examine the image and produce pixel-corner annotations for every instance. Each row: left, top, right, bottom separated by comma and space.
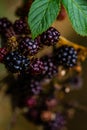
28, 0, 61, 39
62, 0, 87, 36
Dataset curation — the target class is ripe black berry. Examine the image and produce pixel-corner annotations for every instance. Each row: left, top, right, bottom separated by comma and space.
18, 37, 40, 56
41, 56, 58, 78
29, 78, 42, 95
30, 58, 45, 75
0, 48, 8, 63
13, 18, 30, 34
4, 51, 30, 73
54, 45, 78, 68
40, 27, 60, 46
0, 17, 12, 33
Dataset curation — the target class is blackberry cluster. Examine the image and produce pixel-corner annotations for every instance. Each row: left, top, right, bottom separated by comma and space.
40, 27, 60, 46
18, 37, 40, 56
13, 18, 30, 34
0, 5, 81, 130
54, 45, 77, 68
4, 51, 30, 73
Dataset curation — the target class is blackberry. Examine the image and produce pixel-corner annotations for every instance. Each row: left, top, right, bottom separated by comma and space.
18, 37, 40, 56
0, 17, 12, 33
40, 27, 60, 46
0, 48, 8, 62
13, 18, 30, 34
43, 113, 66, 130
41, 56, 58, 78
30, 58, 45, 75
29, 78, 42, 95
54, 45, 78, 68
4, 51, 30, 73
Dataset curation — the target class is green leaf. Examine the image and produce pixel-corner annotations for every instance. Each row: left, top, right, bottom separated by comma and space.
28, 0, 61, 39
62, 0, 87, 36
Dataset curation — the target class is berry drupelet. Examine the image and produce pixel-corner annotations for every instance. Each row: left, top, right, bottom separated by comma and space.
4, 51, 30, 73
54, 45, 78, 68
0, 48, 8, 63
13, 18, 30, 34
40, 27, 60, 46
18, 37, 40, 56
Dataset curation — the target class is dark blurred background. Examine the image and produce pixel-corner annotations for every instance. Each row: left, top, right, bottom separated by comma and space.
0, 0, 87, 130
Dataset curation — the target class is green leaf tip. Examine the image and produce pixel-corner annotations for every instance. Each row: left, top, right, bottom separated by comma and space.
28, 0, 61, 39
